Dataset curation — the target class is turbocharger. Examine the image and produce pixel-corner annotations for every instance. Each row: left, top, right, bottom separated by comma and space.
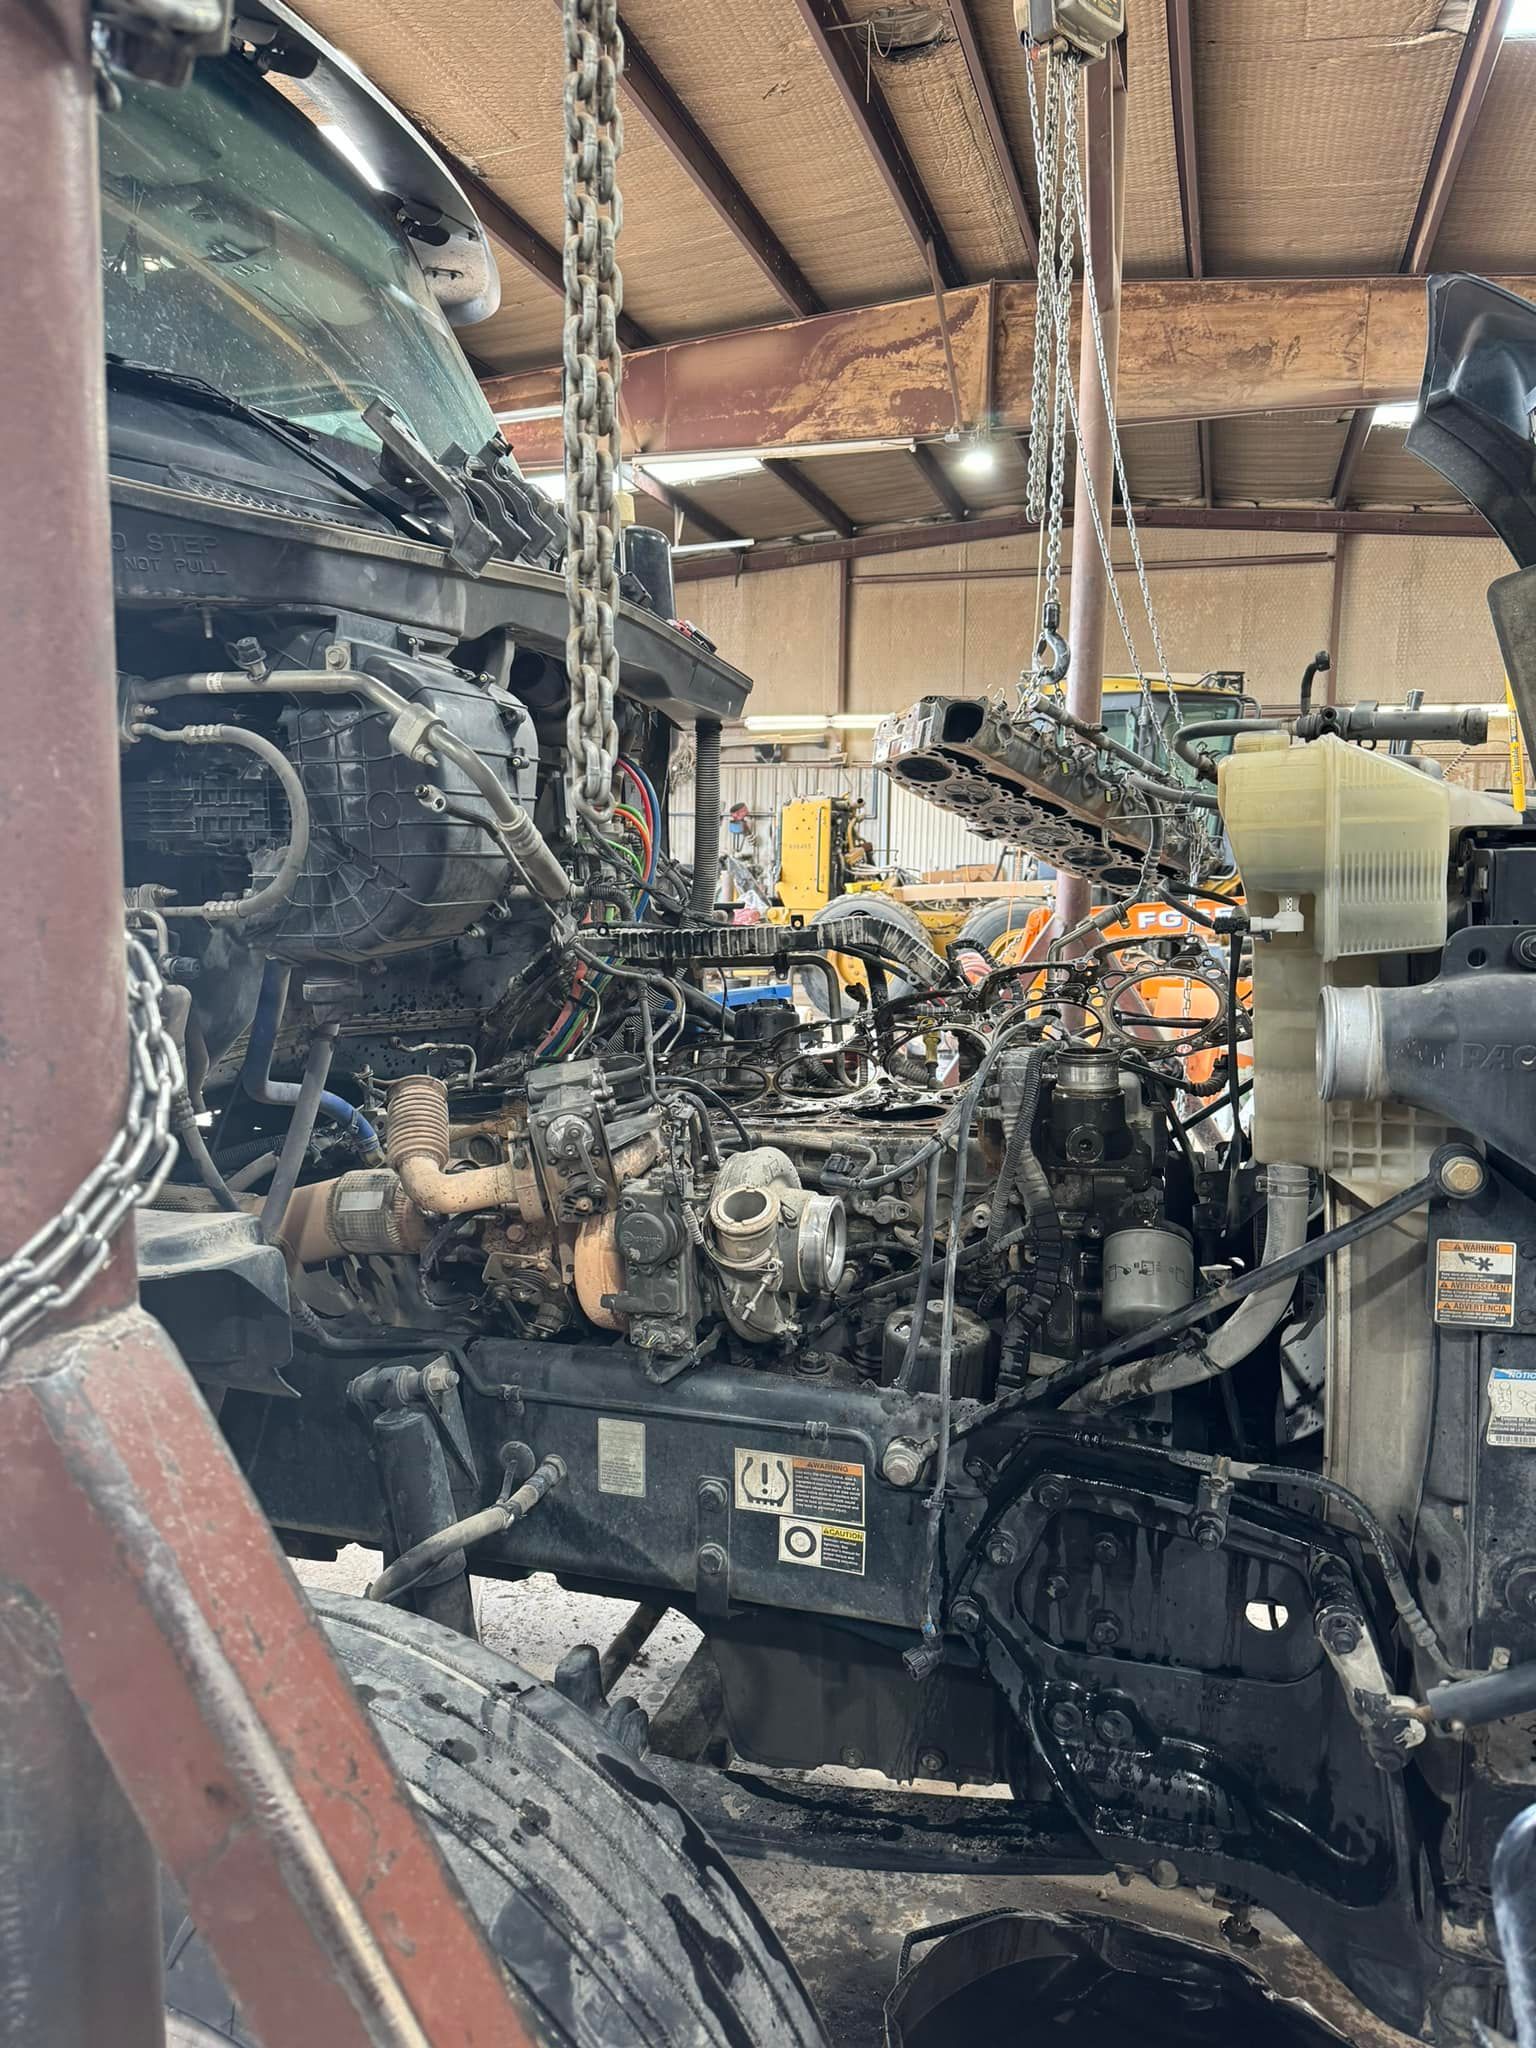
704, 1147, 846, 1342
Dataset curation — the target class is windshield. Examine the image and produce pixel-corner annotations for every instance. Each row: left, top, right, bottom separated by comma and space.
99, 51, 499, 462
1101, 688, 1244, 788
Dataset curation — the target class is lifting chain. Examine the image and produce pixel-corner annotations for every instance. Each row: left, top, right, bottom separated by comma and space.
0, 932, 182, 1367
1022, 43, 1181, 768
561, 0, 625, 834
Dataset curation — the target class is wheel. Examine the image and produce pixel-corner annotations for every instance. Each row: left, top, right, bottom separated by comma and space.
796, 890, 943, 1012
163, 1591, 826, 2048
955, 898, 1048, 961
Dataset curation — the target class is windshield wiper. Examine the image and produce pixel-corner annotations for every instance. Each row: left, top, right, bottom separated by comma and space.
105, 357, 431, 541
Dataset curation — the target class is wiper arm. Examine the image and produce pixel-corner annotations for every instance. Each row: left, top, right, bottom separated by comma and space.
105, 357, 430, 540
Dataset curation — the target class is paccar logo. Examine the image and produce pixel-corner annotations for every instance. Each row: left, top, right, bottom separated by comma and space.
1460, 1044, 1536, 1071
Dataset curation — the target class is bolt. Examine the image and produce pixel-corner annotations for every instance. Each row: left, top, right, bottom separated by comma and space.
950, 1597, 982, 1635
421, 1361, 459, 1397
1092, 1532, 1120, 1565
1492, 1645, 1513, 1671
1089, 1610, 1122, 1651
1192, 1517, 1224, 1552
697, 1478, 728, 1513
1035, 1476, 1069, 1512
697, 1543, 726, 1577
1438, 1151, 1487, 1199
1149, 1858, 1181, 1890
1220, 1908, 1262, 1952
1318, 1608, 1362, 1656
986, 1530, 1018, 1568
1095, 1708, 1133, 1746
916, 1747, 948, 1778
1042, 1572, 1070, 1603
838, 1745, 865, 1770
1047, 1701, 1084, 1740
882, 1438, 926, 1488
1516, 930, 1536, 971
1506, 1566, 1536, 1623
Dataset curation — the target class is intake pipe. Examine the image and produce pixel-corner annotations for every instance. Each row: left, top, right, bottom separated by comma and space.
387, 1074, 522, 1214
1319, 974, 1536, 1174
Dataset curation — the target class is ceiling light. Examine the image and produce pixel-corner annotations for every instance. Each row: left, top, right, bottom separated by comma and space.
744, 714, 832, 732
638, 454, 764, 488
958, 439, 997, 475
1372, 401, 1418, 428
1508, 0, 1536, 35
493, 403, 562, 425
317, 123, 384, 192
671, 538, 755, 555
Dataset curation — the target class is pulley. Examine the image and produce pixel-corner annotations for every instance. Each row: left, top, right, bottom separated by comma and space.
1014, 0, 1125, 61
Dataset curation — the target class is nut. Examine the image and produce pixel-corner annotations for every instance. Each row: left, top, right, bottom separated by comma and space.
1047, 1701, 1084, 1740
1042, 1572, 1070, 1603
1192, 1517, 1224, 1552
697, 1478, 728, 1513
1150, 1858, 1180, 1890
1034, 1476, 1069, 1512
1095, 1708, 1133, 1746
1089, 1610, 1122, 1651
1093, 1533, 1120, 1565
1438, 1151, 1487, 1199
1318, 1608, 1362, 1656
916, 1747, 948, 1778
950, 1597, 982, 1635
839, 1745, 865, 1770
986, 1530, 1018, 1568
696, 1543, 727, 1577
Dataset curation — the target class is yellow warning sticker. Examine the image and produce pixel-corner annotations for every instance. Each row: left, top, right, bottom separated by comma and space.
777, 1519, 866, 1575
734, 1449, 865, 1526
1435, 1239, 1517, 1328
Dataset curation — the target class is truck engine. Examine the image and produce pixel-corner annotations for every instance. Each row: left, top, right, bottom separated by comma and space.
65, 10, 1536, 2040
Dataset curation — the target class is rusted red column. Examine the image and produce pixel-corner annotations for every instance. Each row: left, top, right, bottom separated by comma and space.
1055, 50, 1129, 944
0, 10, 541, 2044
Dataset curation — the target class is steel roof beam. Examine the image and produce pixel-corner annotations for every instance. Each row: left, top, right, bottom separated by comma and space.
792, 0, 965, 287
944, 0, 1038, 267
762, 457, 855, 536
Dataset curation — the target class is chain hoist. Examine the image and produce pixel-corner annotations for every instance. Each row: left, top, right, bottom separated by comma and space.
561, 0, 625, 834
0, 932, 182, 1366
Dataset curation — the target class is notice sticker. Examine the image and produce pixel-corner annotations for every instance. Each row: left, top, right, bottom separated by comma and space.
778, 1518, 866, 1575
734, 1449, 865, 1526
597, 1417, 646, 1497
1435, 1239, 1517, 1329
1489, 1368, 1536, 1448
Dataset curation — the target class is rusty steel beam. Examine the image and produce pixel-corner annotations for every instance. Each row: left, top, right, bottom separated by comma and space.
638, 473, 741, 544
792, 0, 965, 287
620, 15, 823, 317
909, 442, 970, 522
762, 456, 855, 535
1334, 0, 1513, 506
0, 10, 547, 2046
944, 0, 1038, 266
483, 272, 1536, 469
671, 501, 1491, 578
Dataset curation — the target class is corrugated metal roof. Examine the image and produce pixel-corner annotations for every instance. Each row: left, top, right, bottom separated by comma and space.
290, 0, 1530, 540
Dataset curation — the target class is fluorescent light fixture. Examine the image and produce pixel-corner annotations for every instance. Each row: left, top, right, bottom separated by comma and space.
639, 454, 764, 488
493, 403, 562, 425
318, 123, 384, 192
1508, 0, 1536, 34
1372, 401, 1418, 428
524, 471, 566, 502
831, 714, 884, 730
744, 714, 831, 732
671, 538, 755, 556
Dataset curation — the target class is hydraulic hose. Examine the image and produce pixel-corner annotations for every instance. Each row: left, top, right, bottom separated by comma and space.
691, 718, 722, 916
259, 1026, 338, 1243
1065, 1162, 1310, 1409
243, 960, 381, 1159
172, 1094, 241, 1212
132, 722, 310, 923
368, 1454, 567, 1604
1174, 716, 1286, 784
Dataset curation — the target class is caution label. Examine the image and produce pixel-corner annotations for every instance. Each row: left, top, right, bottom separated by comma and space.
778, 1518, 866, 1575
734, 1449, 865, 1526
1489, 1368, 1536, 1448
1435, 1239, 1517, 1328
597, 1417, 646, 1497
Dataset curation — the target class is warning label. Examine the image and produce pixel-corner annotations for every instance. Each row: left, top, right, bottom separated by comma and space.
1435, 1238, 1517, 1328
1489, 1368, 1536, 1448
734, 1449, 865, 1526
597, 1417, 646, 1497
778, 1519, 866, 1575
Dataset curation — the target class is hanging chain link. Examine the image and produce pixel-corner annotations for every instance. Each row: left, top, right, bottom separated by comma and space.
1022, 47, 1081, 699
0, 933, 182, 1368
1024, 49, 1061, 530
561, 0, 625, 833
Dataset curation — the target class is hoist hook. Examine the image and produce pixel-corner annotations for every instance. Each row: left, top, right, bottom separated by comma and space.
1033, 599, 1070, 684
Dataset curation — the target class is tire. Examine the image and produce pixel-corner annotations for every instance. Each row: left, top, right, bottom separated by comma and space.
955, 898, 1043, 959
163, 1592, 825, 2048
797, 890, 942, 1012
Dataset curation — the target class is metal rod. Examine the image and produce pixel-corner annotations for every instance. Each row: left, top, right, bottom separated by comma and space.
599, 1603, 668, 1694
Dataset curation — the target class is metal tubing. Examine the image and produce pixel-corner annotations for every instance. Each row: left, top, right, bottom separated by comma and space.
1056, 53, 1128, 943
372, 1409, 478, 1638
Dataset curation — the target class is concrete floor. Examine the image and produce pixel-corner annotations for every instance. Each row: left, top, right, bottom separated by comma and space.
298, 1551, 1400, 2048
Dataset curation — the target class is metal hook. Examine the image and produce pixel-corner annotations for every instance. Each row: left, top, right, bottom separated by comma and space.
1034, 599, 1070, 684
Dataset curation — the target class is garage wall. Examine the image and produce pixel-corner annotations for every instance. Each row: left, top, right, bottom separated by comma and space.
678, 529, 1513, 720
